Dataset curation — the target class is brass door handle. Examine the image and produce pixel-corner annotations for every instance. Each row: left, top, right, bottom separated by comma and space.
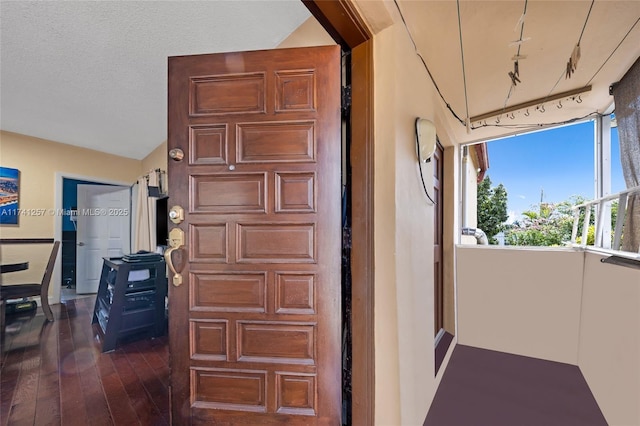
165, 227, 185, 287
164, 246, 183, 287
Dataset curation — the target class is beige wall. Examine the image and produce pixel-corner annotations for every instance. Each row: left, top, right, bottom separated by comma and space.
578, 252, 640, 426
373, 24, 402, 426
373, 19, 459, 425
0, 131, 142, 288
141, 140, 167, 174
277, 16, 335, 48
456, 246, 584, 364
460, 143, 484, 246
0, 131, 141, 239
461, 146, 479, 231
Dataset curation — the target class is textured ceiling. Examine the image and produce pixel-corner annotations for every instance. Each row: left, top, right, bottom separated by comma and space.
0, 1, 311, 159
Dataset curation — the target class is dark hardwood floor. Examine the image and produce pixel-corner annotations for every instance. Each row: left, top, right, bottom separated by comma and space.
1, 296, 169, 426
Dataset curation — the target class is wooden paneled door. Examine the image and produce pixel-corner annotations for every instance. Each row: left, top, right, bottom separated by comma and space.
167, 46, 342, 424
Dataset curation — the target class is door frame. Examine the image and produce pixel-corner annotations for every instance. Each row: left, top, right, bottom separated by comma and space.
302, 2, 375, 424
434, 140, 444, 338
53, 172, 130, 304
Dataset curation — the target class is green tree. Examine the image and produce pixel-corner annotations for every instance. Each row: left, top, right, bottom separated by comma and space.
477, 176, 509, 244
505, 196, 618, 247
505, 200, 574, 246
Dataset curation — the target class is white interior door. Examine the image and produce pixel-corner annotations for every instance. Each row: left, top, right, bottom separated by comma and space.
76, 184, 131, 294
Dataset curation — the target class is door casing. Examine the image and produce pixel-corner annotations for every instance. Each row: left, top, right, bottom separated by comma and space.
301, 2, 376, 424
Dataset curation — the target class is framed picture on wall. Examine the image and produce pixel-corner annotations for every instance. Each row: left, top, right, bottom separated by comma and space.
0, 166, 20, 225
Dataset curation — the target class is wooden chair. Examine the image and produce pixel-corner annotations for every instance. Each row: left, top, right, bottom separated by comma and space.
1, 241, 60, 332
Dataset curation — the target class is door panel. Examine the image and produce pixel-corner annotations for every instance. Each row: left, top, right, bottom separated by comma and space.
76, 185, 130, 294
168, 46, 341, 424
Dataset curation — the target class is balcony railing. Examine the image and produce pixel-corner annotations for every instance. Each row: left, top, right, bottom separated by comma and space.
570, 185, 640, 253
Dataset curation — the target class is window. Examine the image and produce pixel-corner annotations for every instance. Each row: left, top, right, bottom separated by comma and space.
463, 117, 622, 247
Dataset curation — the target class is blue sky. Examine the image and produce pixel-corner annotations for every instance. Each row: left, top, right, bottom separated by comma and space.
484, 120, 625, 222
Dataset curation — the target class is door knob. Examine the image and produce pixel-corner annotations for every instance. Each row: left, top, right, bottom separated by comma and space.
169, 148, 184, 161
169, 205, 185, 224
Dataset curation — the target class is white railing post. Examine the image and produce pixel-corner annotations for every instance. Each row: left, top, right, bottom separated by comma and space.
582, 206, 591, 245
613, 193, 627, 251
571, 208, 581, 244
595, 200, 606, 247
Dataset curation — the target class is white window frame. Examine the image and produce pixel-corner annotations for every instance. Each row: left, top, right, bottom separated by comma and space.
461, 111, 622, 249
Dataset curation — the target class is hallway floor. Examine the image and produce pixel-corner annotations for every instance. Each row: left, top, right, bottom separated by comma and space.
425, 344, 607, 426
60, 286, 93, 302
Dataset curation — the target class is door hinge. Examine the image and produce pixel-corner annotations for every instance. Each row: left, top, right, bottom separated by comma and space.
341, 85, 352, 114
